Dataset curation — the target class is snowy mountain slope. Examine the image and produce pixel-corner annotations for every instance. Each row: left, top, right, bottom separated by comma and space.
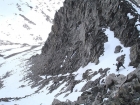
1, 0, 140, 105
0, 0, 64, 45
0, 44, 43, 104
0, 0, 65, 104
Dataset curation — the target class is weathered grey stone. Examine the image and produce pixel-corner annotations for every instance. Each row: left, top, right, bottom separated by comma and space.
92, 71, 98, 77
92, 92, 102, 105
129, 44, 140, 67
105, 73, 116, 89
133, 78, 140, 92
115, 74, 126, 85
135, 64, 140, 81
82, 69, 99, 81
114, 45, 122, 53
82, 69, 91, 80
52, 99, 61, 105
98, 68, 104, 74
104, 68, 110, 72
104, 73, 126, 90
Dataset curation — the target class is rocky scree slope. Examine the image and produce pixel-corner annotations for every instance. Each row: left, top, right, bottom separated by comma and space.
32, 0, 140, 75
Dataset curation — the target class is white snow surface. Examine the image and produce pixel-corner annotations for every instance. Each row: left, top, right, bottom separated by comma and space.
0, 0, 64, 45
103, 98, 109, 102
0, 45, 43, 104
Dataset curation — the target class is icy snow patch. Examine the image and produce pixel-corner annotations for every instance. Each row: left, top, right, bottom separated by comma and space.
135, 20, 140, 31
103, 98, 109, 102
127, 13, 135, 19
40, 75, 46, 79
137, 25, 140, 31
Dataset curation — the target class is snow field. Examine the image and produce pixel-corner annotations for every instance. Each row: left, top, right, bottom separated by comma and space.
0, 0, 64, 45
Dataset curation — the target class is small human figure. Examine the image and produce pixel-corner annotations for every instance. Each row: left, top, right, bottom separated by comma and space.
53, 75, 58, 87
116, 61, 125, 71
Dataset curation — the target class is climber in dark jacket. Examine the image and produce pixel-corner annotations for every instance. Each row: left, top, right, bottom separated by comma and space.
116, 61, 125, 71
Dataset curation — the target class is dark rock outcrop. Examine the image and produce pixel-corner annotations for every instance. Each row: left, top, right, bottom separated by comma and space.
114, 45, 122, 53
52, 99, 61, 105
129, 44, 140, 67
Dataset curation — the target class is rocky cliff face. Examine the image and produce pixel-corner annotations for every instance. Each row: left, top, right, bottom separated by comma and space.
31, 0, 140, 75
